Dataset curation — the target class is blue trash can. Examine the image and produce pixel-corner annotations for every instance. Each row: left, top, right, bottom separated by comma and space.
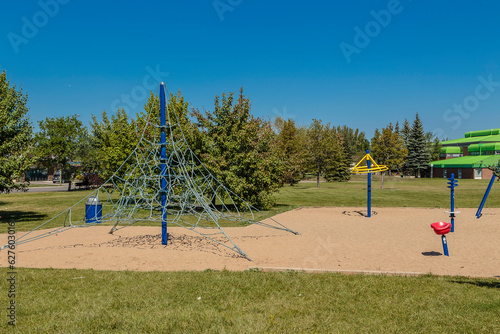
85, 196, 102, 224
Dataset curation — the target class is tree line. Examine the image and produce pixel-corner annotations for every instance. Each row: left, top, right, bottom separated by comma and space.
370, 116, 441, 178
0, 71, 440, 209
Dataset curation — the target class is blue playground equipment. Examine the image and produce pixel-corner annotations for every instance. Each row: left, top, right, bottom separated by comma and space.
446, 173, 459, 232
430, 173, 459, 256
476, 163, 499, 219
430, 221, 452, 256
350, 150, 388, 218
160, 83, 168, 245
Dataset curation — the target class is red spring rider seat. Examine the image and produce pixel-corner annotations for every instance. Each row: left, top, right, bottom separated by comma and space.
430, 222, 452, 235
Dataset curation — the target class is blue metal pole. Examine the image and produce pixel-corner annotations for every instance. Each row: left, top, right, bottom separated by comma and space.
476, 174, 496, 219
366, 149, 371, 218
160, 82, 168, 245
450, 173, 455, 232
441, 235, 449, 256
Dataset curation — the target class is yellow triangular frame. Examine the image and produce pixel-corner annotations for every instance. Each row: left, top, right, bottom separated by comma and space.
351, 153, 389, 174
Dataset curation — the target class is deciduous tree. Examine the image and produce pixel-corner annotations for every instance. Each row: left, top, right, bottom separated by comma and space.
306, 119, 350, 187
371, 123, 407, 174
488, 161, 500, 178
136, 91, 193, 145
191, 88, 285, 209
325, 128, 351, 182
35, 115, 87, 190
88, 108, 139, 180
426, 132, 442, 162
0, 71, 34, 193
276, 118, 303, 186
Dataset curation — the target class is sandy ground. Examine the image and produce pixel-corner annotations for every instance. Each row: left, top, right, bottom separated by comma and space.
1, 207, 499, 278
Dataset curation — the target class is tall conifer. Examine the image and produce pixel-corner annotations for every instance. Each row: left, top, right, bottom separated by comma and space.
406, 113, 430, 177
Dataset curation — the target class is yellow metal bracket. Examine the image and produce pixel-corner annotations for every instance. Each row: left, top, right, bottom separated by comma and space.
351, 153, 389, 174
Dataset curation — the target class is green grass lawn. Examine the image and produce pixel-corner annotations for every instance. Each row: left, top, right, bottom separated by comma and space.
24, 184, 60, 188
276, 175, 500, 209
1, 178, 499, 332
0, 190, 91, 233
1, 268, 498, 333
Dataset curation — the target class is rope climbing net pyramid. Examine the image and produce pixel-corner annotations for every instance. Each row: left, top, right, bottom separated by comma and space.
4, 83, 298, 260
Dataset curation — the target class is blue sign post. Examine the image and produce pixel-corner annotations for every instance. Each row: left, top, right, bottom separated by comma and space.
160, 82, 168, 245
447, 173, 458, 232
366, 150, 372, 218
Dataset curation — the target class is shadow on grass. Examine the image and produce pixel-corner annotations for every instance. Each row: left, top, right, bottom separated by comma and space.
0, 210, 48, 223
271, 203, 295, 208
69, 187, 92, 192
168, 203, 295, 214
451, 279, 500, 289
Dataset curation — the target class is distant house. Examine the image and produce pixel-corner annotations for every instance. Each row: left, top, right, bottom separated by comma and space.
24, 166, 49, 181
24, 161, 82, 182
430, 128, 500, 179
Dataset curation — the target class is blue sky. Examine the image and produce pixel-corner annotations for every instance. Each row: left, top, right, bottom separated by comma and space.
2, 0, 500, 140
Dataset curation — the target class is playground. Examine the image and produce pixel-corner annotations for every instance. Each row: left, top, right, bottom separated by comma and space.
1, 83, 499, 278
3, 206, 499, 277
1, 126, 499, 331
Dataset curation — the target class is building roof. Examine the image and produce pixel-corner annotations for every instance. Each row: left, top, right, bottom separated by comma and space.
440, 146, 462, 154
468, 143, 500, 152
442, 134, 500, 146
465, 128, 500, 137
431, 155, 500, 168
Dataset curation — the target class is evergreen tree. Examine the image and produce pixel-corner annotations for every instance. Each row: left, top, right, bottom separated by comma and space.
394, 121, 400, 134
0, 71, 34, 193
406, 113, 430, 177
335, 125, 369, 162
401, 119, 411, 149
400, 118, 412, 174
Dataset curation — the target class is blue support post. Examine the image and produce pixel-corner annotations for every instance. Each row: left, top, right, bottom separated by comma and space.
160, 82, 168, 245
441, 235, 449, 256
366, 149, 371, 218
476, 174, 496, 219
447, 173, 458, 232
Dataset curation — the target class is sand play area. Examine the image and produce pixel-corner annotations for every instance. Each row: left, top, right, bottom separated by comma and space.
1, 207, 499, 278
